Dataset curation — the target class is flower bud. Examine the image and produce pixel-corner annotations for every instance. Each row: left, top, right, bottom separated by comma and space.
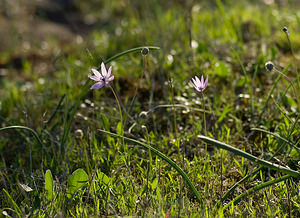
282, 26, 290, 35
265, 61, 274, 71
75, 129, 84, 139
141, 47, 149, 56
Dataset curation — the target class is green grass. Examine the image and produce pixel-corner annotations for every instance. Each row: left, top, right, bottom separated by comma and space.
1, 0, 300, 217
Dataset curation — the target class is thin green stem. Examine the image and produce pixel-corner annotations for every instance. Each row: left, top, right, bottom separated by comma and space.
126, 51, 150, 128
279, 75, 300, 110
201, 92, 207, 136
170, 78, 178, 139
110, 86, 125, 151
200, 92, 207, 157
257, 64, 291, 125
200, 91, 209, 201
274, 68, 299, 108
283, 30, 300, 104
233, 50, 253, 115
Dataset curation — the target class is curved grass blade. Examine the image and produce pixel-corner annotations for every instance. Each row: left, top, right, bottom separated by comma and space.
98, 129, 202, 203
0, 126, 43, 149
2, 188, 22, 218
104, 46, 160, 65
198, 135, 300, 178
60, 46, 160, 151
0, 125, 47, 177
224, 175, 291, 209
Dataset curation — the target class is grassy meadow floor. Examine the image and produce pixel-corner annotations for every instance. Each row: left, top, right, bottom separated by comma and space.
0, 0, 300, 217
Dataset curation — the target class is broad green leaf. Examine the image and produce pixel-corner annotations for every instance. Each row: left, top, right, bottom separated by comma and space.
151, 177, 158, 190
97, 171, 110, 186
116, 121, 123, 135
45, 169, 54, 201
67, 168, 89, 198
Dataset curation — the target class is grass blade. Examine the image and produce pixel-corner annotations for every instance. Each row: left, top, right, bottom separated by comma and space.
224, 175, 291, 208
198, 135, 300, 178
2, 188, 22, 218
0, 126, 43, 150
104, 46, 160, 65
98, 129, 202, 203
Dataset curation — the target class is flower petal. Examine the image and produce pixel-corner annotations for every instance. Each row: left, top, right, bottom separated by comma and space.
107, 75, 114, 82
90, 81, 104, 89
201, 75, 204, 85
88, 75, 100, 81
101, 62, 107, 77
204, 76, 208, 88
191, 81, 200, 92
195, 76, 201, 86
107, 66, 112, 78
191, 78, 197, 86
91, 68, 101, 79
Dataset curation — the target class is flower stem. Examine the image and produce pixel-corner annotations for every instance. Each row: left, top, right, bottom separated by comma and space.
201, 92, 207, 151
110, 85, 125, 151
